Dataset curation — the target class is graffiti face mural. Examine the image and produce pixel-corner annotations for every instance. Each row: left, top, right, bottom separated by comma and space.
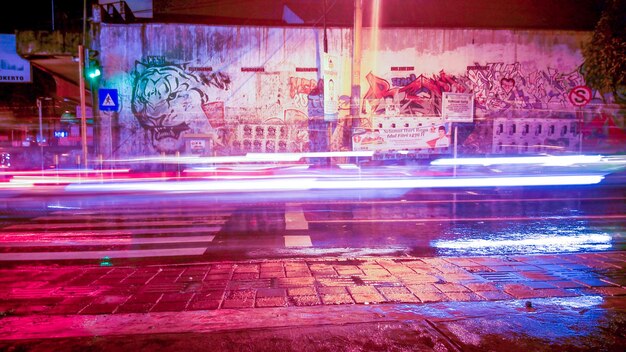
131, 61, 229, 153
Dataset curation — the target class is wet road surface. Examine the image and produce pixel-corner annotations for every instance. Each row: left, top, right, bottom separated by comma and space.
0, 183, 624, 265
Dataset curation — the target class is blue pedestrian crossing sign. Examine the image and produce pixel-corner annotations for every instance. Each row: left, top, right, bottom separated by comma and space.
99, 88, 119, 111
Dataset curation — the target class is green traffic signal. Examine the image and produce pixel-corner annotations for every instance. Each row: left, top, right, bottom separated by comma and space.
86, 50, 101, 81
87, 65, 101, 79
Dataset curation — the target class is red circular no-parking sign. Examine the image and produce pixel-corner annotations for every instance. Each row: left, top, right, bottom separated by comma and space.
568, 85, 593, 107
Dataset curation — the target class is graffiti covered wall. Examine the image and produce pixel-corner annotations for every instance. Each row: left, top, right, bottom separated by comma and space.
95, 24, 623, 158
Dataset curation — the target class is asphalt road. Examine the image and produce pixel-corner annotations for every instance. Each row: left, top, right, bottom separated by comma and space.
0, 181, 624, 266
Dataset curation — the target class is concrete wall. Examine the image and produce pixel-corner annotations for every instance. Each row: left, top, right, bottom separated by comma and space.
95, 23, 623, 159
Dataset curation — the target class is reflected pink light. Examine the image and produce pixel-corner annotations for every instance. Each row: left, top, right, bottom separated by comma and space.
64, 174, 604, 194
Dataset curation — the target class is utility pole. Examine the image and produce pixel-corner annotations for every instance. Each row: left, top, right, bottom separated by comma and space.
79, 45, 88, 168
351, 0, 362, 121
78, 0, 88, 169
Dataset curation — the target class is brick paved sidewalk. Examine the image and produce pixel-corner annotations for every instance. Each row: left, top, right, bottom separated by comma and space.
1, 251, 625, 318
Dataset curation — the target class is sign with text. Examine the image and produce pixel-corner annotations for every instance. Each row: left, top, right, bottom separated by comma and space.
442, 92, 474, 123
0, 34, 31, 83
352, 124, 452, 151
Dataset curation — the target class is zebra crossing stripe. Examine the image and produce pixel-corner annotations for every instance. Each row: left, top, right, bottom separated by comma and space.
284, 235, 312, 247
285, 204, 308, 230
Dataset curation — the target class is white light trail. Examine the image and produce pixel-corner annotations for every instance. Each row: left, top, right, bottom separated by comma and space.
430, 155, 605, 166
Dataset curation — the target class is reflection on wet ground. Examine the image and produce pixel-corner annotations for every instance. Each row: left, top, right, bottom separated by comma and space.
0, 183, 623, 263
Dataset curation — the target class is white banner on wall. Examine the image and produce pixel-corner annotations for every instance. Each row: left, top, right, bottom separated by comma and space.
442, 92, 474, 123
0, 34, 31, 83
323, 53, 338, 121
352, 124, 452, 151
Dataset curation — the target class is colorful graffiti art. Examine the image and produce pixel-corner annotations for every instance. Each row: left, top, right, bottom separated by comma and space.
363, 63, 588, 120
130, 60, 230, 153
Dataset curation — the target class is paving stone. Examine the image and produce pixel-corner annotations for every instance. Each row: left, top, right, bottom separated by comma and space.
437, 272, 482, 283
209, 264, 234, 273
320, 294, 354, 305
260, 271, 286, 278
91, 295, 129, 305
222, 290, 256, 308
234, 264, 259, 273
195, 290, 225, 300
434, 283, 470, 293
202, 280, 229, 289
502, 284, 575, 299
521, 281, 559, 289
151, 300, 190, 312
79, 303, 119, 315
347, 286, 385, 304
360, 269, 392, 277
204, 273, 231, 281
127, 293, 162, 304
275, 277, 315, 287
463, 282, 500, 292
141, 283, 187, 293
591, 286, 626, 296
334, 266, 364, 276
444, 292, 484, 302
475, 290, 514, 301
549, 280, 587, 289
487, 265, 524, 272
259, 262, 284, 270
228, 279, 271, 290
176, 274, 206, 283
288, 295, 321, 306
315, 278, 354, 287
285, 270, 311, 278
412, 291, 448, 303
462, 266, 495, 273
398, 274, 440, 285
287, 287, 317, 296
256, 288, 286, 298
378, 286, 420, 302
406, 284, 441, 293
518, 271, 562, 281
256, 296, 287, 307
477, 271, 522, 282
285, 263, 308, 270
159, 292, 194, 302
318, 287, 348, 295
232, 272, 259, 280
187, 299, 220, 310
115, 302, 156, 314
571, 277, 620, 288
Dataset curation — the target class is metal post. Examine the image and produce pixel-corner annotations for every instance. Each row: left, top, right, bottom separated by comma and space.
79, 45, 88, 169
351, 0, 362, 118
37, 98, 44, 145
37, 98, 44, 171
453, 125, 458, 177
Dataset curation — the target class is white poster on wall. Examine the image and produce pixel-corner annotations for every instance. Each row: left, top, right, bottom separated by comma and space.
0, 34, 31, 83
442, 92, 474, 123
323, 53, 338, 122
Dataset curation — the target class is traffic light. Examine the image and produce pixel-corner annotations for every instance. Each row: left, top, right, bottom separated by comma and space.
86, 50, 101, 81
